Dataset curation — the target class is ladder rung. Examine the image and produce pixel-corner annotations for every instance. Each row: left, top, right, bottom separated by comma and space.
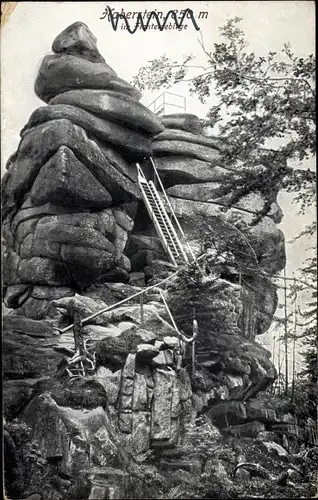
138, 163, 189, 266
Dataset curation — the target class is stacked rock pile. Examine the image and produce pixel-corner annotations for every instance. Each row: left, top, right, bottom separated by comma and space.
2, 22, 163, 319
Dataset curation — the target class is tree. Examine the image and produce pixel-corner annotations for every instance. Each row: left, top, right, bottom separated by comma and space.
290, 245, 317, 427
133, 17, 316, 216
134, 13, 316, 394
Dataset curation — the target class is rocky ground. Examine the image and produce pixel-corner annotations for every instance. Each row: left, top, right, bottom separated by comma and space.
3, 286, 316, 499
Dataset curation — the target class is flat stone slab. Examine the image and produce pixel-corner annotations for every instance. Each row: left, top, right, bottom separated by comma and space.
3, 315, 54, 337
24, 105, 151, 159
50, 89, 164, 136
153, 140, 222, 164
156, 157, 233, 185
161, 113, 204, 135
154, 128, 225, 151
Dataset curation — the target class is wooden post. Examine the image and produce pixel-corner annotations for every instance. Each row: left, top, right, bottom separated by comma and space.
291, 277, 297, 402
140, 294, 144, 326
192, 317, 198, 378
68, 298, 84, 354
67, 298, 86, 376
283, 267, 289, 395
192, 340, 196, 379
277, 336, 281, 397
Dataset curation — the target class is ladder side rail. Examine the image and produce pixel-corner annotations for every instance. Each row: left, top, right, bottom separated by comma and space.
150, 157, 196, 261
136, 163, 147, 182
139, 180, 178, 267
149, 183, 188, 263
147, 182, 183, 260
136, 163, 188, 262
137, 163, 180, 263
149, 181, 189, 263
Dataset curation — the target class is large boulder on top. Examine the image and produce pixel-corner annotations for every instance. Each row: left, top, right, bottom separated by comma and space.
34, 54, 141, 103
161, 113, 204, 135
51, 21, 106, 63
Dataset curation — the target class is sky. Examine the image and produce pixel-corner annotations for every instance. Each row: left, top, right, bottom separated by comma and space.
1, 1, 316, 373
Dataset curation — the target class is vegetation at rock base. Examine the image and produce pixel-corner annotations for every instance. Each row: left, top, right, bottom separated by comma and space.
31, 377, 108, 410
124, 414, 317, 499
4, 420, 52, 499
167, 260, 241, 339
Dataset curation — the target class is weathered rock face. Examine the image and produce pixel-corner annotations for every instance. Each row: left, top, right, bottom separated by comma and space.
3, 290, 196, 498
2, 22, 163, 317
143, 116, 286, 333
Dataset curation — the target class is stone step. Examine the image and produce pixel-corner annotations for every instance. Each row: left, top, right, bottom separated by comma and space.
85, 467, 129, 500
159, 458, 201, 474
155, 446, 185, 459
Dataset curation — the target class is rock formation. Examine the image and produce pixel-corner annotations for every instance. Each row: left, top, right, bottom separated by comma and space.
131, 112, 286, 413
3, 22, 308, 500
2, 21, 163, 319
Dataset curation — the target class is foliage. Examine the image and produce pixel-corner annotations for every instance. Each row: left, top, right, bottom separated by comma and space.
193, 211, 271, 276
31, 377, 108, 410
183, 415, 235, 463
294, 252, 317, 385
4, 420, 51, 498
133, 17, 316, 214
272, 232, 317, 422
167, 260, 241, 339
158, 484, 185, 499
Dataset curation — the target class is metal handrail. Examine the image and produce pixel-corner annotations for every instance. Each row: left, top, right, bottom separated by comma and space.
59, 252, 207, 334
59, 270, 178, 334
159, 290, 197, 344
148, 91, 186, 114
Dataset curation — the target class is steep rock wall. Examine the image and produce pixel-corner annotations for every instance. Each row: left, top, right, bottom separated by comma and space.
2, 21, 163, 319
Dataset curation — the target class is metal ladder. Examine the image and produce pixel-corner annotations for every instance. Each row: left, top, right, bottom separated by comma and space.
136, 162, 189, 267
